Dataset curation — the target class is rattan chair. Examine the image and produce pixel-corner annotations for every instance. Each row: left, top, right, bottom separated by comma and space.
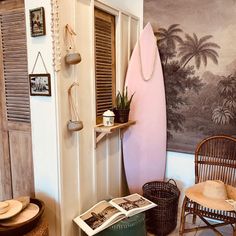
179, 135, 236, 236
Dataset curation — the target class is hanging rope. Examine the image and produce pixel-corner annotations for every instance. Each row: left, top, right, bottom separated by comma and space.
65, 24, 76, 51
68, 82, 81, 121
64, 24, 81, 65
67, 82, 83, 132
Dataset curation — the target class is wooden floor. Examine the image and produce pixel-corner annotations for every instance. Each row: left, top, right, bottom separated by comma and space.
147, 213, 233, 236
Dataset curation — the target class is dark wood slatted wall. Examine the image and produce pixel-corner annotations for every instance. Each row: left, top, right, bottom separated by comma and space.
0, 10, 30, 123
94, 8, 115, 122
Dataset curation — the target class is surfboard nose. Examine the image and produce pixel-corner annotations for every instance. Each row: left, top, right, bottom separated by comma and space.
143, 22, 155, 36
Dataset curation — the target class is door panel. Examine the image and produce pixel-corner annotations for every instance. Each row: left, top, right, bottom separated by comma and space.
9, 129, 34, 198
0, 2, 34, 200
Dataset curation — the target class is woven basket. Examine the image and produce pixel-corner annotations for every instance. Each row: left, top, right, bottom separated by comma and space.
142, 179, 180, 236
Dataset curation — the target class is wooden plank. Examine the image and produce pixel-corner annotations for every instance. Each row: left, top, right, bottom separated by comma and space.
7, 121, 30, 131
4, 84, 29, 89
94, 121, 136, 147
1, 14, 24, 20
4, 59, 27, 67
2, 40, 26, 44
1, 15, 24, 21
2, 58, 27, 62
6, 101, 30, 106
7, 97, 29, 100
0, 130, 13, 200
3, 55, 27, 59
7, 103, 30, 108
7, 110, 30, 115
8, 116, 30, 122
0, 0, 24, 12
95, 120, 136, 133
96, 101, 113, 105
9, 130, 34, 198
5, 84, 28, 87
2, 40, 26, 45
7, 115, 30, 120
4, 77, 28, 80
6, 91, 30, 95
2, 37, 26, 42
7, 117, 30, 122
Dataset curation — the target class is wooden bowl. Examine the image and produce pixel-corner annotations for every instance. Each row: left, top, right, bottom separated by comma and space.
0, 198, 45, 236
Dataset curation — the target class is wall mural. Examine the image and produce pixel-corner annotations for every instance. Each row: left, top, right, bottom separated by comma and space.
144, 0, 236, 153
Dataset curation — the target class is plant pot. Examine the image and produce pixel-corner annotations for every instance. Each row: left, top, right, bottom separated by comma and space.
113, 108, 130, 123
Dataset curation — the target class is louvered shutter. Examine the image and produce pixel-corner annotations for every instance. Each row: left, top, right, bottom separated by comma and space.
0, 10, 30, 123
94, 8, 115, 123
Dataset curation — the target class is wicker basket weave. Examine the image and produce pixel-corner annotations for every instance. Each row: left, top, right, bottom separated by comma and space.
142, 179, 180, 236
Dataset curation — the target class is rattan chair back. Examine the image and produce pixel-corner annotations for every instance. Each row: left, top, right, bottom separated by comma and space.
195, 135, 236, 185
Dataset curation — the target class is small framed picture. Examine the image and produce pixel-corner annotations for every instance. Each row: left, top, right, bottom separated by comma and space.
29, 74, 51, 96
29, 7, 46, 37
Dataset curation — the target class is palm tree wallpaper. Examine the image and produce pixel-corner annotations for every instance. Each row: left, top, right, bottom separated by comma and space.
144, 0, 236, 153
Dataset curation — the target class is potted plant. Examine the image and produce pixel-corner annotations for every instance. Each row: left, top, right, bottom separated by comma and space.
114, 87, 135, 123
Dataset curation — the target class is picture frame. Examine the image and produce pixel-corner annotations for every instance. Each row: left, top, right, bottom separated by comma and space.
29, 74, 51, 96
29, 7, 46, 37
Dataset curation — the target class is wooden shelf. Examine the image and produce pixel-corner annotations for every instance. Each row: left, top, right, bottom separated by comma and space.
94, 120, 135, 147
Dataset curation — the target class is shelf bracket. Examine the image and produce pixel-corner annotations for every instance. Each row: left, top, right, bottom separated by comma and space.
96, 133, 107, 145
94, 120, 136, 148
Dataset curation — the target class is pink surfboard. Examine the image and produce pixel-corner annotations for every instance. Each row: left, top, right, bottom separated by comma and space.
123, 23, 167, 194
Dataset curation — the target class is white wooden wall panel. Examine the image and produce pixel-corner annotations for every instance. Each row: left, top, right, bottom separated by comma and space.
107, 131, 121, 198
96, 140, 109, 201
75, 0, 97, 214
74, 1, 140, 217
57, 0, 141, 235
120, 13, 129, 90
130, 18, 139, 55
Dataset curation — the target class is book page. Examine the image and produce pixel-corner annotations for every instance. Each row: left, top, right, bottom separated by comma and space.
110, 193, 157, 217
73, 200, 124, 236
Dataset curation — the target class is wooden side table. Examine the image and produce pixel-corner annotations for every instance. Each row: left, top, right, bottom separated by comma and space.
24, 217, 49, 236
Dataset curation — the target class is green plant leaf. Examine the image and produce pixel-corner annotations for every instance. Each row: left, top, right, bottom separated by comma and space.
127, 92, 135, 108
115, 87, 135, 109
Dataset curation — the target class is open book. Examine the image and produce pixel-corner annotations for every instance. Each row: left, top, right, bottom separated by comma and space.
73, 193, 157, 236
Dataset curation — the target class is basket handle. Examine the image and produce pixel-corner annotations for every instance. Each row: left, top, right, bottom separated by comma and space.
167, 179, 177, 186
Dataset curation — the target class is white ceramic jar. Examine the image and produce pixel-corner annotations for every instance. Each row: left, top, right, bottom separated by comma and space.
103, 110, 115, 126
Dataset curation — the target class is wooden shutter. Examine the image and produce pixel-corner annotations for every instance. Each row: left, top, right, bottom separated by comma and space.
0, 10, 30, 123
94, 8, 115, 123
